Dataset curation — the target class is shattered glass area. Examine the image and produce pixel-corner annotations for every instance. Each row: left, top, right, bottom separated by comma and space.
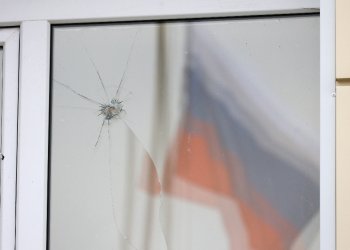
50, 17, 320, 250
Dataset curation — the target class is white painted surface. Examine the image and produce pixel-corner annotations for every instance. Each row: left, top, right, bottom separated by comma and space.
0, 28, 19, 250
0, 0, 319, 25
16, 21, 50, 250
320, 0, 336, 249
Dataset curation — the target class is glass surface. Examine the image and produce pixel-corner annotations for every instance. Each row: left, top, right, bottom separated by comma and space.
50, 17, 320, 250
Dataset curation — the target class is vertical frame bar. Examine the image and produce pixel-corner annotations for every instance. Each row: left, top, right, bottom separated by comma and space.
16, 21, 50, 250
0, 28, 19, 250
320, 0, 336, 249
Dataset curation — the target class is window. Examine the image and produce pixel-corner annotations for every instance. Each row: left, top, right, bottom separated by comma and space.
0, 1, 335, 250
49, 16, 319, 250
0, 28, 19, 250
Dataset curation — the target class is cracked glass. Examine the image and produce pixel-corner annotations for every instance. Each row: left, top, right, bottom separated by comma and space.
49, 16, 320, 250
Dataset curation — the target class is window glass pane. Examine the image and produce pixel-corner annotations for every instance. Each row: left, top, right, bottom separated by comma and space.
50, 16, 320, 250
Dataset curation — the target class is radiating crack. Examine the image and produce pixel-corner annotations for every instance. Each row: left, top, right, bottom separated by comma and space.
54, 28, 168, 250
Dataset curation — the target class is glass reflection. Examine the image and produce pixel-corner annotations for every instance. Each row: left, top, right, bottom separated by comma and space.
50, 17, 320, 250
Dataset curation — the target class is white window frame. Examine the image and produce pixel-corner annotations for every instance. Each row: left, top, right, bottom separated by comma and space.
0, 28, 19, 250
0, 1, 335, 249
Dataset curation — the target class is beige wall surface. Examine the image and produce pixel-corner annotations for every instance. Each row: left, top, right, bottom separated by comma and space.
336, 0, 350, 78
336, 0, 350, 248
336, 83, 350, 250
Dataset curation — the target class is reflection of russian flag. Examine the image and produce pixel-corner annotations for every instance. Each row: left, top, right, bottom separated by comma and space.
162, 26, 319, 250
